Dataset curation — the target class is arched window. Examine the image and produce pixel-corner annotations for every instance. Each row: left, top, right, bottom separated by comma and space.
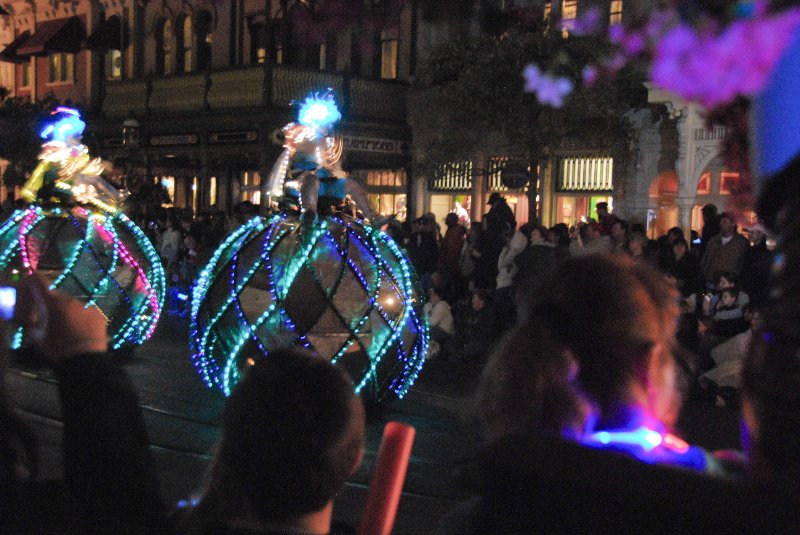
156, 17, 174, 75
196, 10, 212, 70
176, 14, 193, 72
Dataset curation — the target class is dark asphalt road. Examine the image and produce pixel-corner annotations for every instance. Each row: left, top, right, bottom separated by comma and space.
7, 313, 483, 534
7, 312, 742, 533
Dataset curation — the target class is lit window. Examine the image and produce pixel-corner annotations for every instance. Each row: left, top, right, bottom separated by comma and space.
241, 171, 262, 204
161, 176, 175, 206
430, 162, 473, 191
177, 15, 192, 73
209, 176, 217, 206
319, 42, 327, 71
368, 193, 407, 220
720, 172, 740, 194
156, 18, 174, 75
250, 22, 266, 64
559, 156, 613, 191
105, 49, 122, 80
0, 63, 12, 89
561, 0, 577, 33
20, 58, 33, 88
380, 29, 398, 80
360, 169, 407, 188
610, 0, 623, 26
47, 53, 74, 84
696, 172, 711, 194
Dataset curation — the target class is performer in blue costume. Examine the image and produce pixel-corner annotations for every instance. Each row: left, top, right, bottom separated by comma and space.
267, 91, 369, 219
190, 91, 427, 404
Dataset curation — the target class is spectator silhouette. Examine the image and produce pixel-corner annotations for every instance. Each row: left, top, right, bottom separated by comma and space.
701, 212, 750, 287
179, 348, 365, 535
2, 276, 168, 533
478, 255, 720, 471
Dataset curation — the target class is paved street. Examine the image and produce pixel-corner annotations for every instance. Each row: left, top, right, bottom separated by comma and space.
7, 312, 483, 534
7, 311, 742, 533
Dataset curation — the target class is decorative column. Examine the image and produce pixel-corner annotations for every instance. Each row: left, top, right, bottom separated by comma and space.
623, 108, 660, 225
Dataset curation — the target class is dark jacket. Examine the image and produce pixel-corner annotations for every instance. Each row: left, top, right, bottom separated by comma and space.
513, 241, 556, 297
407, 229, 439, 275
741, 240, 773, 304
701, 233, 750, 283
1, 353, 169, 534
484, 201, 516, 238
435, 433, 800, 534
667, 253, 702, 298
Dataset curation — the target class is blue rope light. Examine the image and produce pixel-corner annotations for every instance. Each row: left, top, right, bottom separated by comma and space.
0, 207, 165, 349
189, 213, 429, 404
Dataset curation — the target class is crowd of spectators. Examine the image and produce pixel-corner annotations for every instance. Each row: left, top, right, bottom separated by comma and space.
129, 202, 258, 314
410, 198, 772, 412
4, 192, 800, 532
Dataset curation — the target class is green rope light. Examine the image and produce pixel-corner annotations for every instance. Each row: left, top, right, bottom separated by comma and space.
190, 213, 429, 404
0, 206, 165, 348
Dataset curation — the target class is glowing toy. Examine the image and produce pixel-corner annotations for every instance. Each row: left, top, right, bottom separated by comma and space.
582, 426, 710, 471
190, 92, 428, 403
3, 108, 165, 349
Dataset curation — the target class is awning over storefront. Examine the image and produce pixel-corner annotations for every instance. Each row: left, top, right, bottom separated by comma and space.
18, 16, 86, 56
0, 31, 32, 63
86, 15, 128, 50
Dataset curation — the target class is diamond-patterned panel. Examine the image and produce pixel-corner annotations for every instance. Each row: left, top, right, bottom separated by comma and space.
190, 212, 429, 403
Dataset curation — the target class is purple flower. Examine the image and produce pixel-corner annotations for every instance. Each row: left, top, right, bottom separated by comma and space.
523, 64, 574, 108
582, 65, 599, 86
523, 64, 544, 92
608, 24, 625, 44
572, 8, 601, 37
650, 8, 800, 107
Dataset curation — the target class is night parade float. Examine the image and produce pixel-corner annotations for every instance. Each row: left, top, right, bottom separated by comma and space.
189, 92, 429, 405
0, 107, 165, 352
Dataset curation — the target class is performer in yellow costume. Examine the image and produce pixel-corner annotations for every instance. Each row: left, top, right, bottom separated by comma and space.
22, 107, 125, 213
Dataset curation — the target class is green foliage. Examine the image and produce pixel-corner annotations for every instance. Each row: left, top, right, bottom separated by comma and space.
410, 21, 645, 175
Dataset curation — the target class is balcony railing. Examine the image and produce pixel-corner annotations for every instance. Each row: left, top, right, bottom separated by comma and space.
103, 65, 407, 123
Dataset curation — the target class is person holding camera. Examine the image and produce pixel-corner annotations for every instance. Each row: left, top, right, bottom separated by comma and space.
1, 276, 169, 534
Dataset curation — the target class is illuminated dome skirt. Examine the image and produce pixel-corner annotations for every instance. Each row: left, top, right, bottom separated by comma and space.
0, 206, 165, 349
190, 213, 429, 403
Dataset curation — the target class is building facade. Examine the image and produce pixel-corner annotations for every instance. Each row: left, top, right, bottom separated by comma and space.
0, 0, 415, 217
0, 0, 743, 238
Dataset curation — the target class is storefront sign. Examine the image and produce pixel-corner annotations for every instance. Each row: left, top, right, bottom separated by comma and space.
209, 130, 258, 144
150, 133, 199, 146
342, 135, 406, 154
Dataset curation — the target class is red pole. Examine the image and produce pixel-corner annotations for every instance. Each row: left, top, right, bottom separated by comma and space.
357, 421, 416, 535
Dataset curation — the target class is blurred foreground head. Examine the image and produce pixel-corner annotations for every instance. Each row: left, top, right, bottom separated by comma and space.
199, 348, 365, 525
479, 254, 680, 441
